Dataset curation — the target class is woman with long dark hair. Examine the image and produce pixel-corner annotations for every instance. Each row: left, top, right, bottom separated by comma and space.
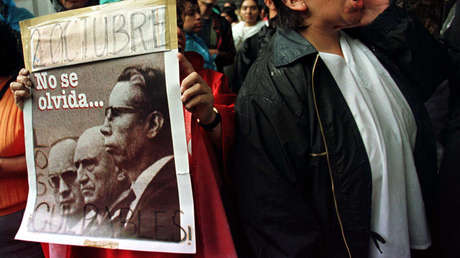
231, 0, 266, 50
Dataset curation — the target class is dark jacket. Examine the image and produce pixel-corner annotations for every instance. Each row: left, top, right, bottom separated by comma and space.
440, 1, 460, 258
233, 5, 450, 258
116, 158, 180, 241
443, 0, 460, 135
198, 12, 236, 72
232, 19, 276, 93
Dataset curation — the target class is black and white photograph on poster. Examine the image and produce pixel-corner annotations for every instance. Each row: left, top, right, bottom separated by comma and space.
16, 0, 195, 254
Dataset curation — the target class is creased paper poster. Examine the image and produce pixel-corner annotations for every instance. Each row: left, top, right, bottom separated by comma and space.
16, 0, 195, 253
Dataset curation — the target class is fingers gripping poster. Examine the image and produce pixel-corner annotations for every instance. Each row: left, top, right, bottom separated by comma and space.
16, 0, 195, 253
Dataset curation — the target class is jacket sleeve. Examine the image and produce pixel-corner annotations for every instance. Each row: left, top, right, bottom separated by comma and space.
351, 4, 455, 102
233, 93, 320, 258
232, 34, 259, 93
443, 1, 460, 146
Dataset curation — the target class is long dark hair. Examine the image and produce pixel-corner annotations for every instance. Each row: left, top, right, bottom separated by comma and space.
271, 0, 309, 30
222, 6, 238, 23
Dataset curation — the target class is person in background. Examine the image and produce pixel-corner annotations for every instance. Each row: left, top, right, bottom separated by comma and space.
259, 4, 268, 21
223, 1, 240, 21
197, 0, 235, 72
231, 0, 266, 51
233, 0, 452, 257
221, 6, 239, 25
0, 2, 43, 256
226, 0, 266, 90
10, 0, 239, 256
0, 0, 33, 31
231, 0, 276, 92
183, 0, 218, 71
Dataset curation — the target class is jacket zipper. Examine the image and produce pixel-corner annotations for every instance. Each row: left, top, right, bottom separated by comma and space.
311, 53, 352, 258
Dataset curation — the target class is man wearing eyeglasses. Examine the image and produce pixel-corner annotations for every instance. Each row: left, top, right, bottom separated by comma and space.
100, 65, 180, 241
47, 138, 85, 234
74, 126, 130, 236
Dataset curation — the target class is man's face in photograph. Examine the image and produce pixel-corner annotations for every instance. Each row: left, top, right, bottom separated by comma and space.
101, 81, 148, 169
48, 139, 84, 216
74, 128, 119, 207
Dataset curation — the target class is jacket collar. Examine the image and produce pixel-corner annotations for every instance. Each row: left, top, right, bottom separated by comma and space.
272, 27, 317, 67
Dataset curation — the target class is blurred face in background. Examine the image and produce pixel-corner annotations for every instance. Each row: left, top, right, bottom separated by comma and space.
183, 2, 202, 33
240, 0, 260, 26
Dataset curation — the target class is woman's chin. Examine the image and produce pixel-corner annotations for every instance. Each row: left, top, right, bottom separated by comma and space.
336, 12, 364, 29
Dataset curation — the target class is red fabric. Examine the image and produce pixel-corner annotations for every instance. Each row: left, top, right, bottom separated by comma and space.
0, 77, 25, 157
185, 51, 236, 180
42, 54, 237, 258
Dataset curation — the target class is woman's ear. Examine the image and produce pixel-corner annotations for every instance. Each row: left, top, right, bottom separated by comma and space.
282, 0, 307, 11
144, 111, 165, 139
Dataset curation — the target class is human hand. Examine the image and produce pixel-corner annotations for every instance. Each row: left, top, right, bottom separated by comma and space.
178, 53, 215, 124
9, 68, 32, 110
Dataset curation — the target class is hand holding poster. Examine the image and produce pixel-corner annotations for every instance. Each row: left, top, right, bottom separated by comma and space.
16, 0, 195, 253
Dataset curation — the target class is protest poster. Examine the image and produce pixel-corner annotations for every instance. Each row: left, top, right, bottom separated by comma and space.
15, 0, 196, 253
